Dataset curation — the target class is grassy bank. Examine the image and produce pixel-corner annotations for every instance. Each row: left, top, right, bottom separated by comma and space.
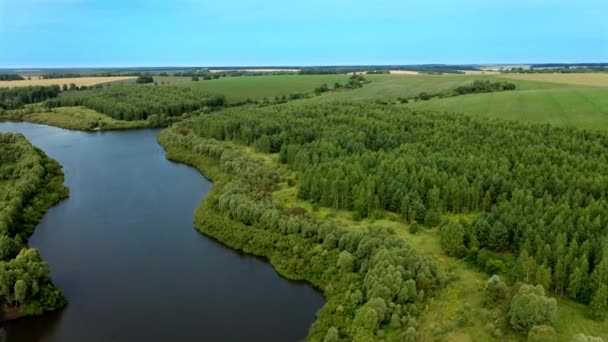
1, 106, 151, 131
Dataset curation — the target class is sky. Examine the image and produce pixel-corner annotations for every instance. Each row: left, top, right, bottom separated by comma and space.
0, 0, 606, 68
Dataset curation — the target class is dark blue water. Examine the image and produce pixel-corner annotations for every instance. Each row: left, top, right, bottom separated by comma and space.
0, 122, 323, 342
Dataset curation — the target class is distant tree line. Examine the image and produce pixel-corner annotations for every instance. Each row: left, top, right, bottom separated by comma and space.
0, 86, 61, 110
314, 75, 370, 94
505, 66, 608, 73
410, 80, 516, 102
45, 85, 226, 120
135, 75, 154, 84
0, 74, 25, 81
189, 102, 608, 319
0, 133, 67, 316
299, 65, 477, 75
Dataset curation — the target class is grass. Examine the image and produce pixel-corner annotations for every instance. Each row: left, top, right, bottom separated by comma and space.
304, 74, 565, 102
175, 74, 351, 103
22, 107, 149, 131
501, 73, 608, 87
0, 77, 136, 88
406, 86, 608, 131
272, 72, 608, 131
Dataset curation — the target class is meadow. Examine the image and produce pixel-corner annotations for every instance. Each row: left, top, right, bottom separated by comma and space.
500, 73, 608, 86
24, 107, 149, 131
0, 76, 136, 88
407, 86, 608, 130
299, 73, 608, 131
175, 74, 351, 103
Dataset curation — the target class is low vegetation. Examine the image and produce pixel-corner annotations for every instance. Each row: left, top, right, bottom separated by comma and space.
24, 107, 153, 131
0, 133, 68, 318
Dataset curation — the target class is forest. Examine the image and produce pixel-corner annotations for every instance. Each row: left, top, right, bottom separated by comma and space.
0, 86, 61, 110
158, 124, 444, 341
0, 133, 68, 317
0, 74, 25, 81
415, 80, 516, 101
186, 102, 608, 324
45, 85, 226, 120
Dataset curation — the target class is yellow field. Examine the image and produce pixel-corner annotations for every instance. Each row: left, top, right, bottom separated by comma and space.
501, 73, 608, 86
0, 76, 136, 88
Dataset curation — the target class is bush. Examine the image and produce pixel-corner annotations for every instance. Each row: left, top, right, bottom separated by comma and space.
527, 325, 557, 342
136, 75, 154, 84
509, 285, 557, 333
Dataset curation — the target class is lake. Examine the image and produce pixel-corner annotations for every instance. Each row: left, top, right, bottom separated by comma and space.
0, 122, 323, 342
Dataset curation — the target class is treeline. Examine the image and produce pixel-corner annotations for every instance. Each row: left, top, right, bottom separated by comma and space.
0, 133, 67, 316
0, 86, 61, 110
314, 75, 369, 94
0, 74, 24, 81
45, 85, 226, 120
506, 66, 608, 73
299, 65, 476, 75
189, 102, 608, 318
415, 80, 516, 101
159, 126, 444, 341
41, 71, 157, 79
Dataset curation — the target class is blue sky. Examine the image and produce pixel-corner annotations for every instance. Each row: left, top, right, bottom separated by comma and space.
0, 0, 606, 67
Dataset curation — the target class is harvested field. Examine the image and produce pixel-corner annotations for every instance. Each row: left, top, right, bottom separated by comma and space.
0, 76, 136, 88
388, 70, 420, 75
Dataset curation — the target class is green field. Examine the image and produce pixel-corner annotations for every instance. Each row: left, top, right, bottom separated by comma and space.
407, 86, 608, 130
175, 74, 351, 103
297, 73, 608, 130
305, 74, 564, 101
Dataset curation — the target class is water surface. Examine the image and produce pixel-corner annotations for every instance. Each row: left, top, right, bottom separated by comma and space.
0, 122, 323, 342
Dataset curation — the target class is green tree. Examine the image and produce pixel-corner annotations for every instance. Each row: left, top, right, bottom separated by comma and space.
535, 264, 552, 291
324, 326, 339, 342
588, 285, 607, 321
14, 279, 27, 304
439, 221, 466, 257
527, 325, 557, 342
337, 251, 355, 272
513, 249, 537, 283
509, 284, 557, 333
483, 275, 508, 308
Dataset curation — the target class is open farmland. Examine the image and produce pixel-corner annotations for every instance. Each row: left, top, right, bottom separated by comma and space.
501, 73, 608, 86
405, 75, 608, 130
176, 74, 351, 103
305, 74, 566, 102
0, 76, 136, 88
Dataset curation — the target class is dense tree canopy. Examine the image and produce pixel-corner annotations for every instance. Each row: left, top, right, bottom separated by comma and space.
0, 133, 67, 315
0, 86, 61, 110
159, 121, 445, 341
46, 85, 226, 120
185, 102, 608, 311
0, 74, 25, 81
